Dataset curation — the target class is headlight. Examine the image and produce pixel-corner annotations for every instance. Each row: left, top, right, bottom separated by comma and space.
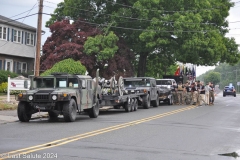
28, 95, 33, 101
52, 95, 57, 100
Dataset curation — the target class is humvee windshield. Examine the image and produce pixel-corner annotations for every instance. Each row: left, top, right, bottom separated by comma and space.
35, 78, 54, 88
124, 79, 150, 87
56, 78, 79, 88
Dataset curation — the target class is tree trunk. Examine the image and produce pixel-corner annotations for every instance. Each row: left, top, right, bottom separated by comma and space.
137, 53, 148, 77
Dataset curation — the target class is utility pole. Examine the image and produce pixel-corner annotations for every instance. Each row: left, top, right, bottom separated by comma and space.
35, 0, 43, 76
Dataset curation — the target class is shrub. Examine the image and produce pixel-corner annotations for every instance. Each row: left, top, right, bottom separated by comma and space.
0, 70, 18, 84
0, 82, 7, 93
41, 58, 86, 76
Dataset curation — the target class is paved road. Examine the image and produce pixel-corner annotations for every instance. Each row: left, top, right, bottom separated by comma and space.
0, 94, 240, 160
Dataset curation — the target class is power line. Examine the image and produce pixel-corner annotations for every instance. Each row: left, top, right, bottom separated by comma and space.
44, 0, 222, 13
43, 4, 240, 25
8, 6, 38, 19
22, 2, 38, 23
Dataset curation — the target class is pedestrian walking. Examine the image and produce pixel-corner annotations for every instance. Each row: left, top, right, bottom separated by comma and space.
209, 82, 215, 105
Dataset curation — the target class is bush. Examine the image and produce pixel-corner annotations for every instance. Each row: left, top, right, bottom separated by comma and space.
0, 82, 7, 93
41, 58, 86, 76
0, 70, 18, 84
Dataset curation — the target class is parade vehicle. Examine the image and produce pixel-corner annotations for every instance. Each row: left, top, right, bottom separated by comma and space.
99, 76, 160, 112
223, 83, 236, 97
16, 71, 101, 122
156, 79, 174, 105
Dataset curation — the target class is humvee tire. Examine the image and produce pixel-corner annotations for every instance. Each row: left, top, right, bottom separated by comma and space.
63, 99, 77, 122
152, 95, 159, 107
142, 94, 150, 109
124, 98, 131, 112
17, 101, 32, 122
89, 101, 100, 118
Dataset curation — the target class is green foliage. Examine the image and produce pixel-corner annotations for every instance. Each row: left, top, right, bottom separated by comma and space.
0, 70, 18, 84
204, 71, 220, 85
40, 58, 86, 76
84, 31, 119, 61
46, 0, 239, 77
0, 82, 7, 93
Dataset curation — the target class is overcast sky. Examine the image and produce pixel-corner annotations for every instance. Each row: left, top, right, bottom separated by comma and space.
0, 0, 239, 76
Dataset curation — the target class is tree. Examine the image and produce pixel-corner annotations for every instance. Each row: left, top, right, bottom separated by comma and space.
46, 0, 240, 77
41, 19, 135, 79
204, 71, 220, 86
40, 58, 86, 76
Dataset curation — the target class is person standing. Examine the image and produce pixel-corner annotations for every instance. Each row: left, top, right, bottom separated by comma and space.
205, 82, 210, 105
191, 83, 198, 105
172, 82, 179, 105
177, 81, 184, 105
199, 82, 207, 106
209, 82, 215, 105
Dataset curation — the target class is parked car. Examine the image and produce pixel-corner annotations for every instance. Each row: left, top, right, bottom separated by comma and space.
223, 84, 236, 97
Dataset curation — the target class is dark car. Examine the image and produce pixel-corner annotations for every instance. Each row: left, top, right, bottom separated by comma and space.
223, 84, 236, 97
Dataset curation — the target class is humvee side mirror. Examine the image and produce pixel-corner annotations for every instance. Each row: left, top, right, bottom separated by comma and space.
24, 80, 28, 88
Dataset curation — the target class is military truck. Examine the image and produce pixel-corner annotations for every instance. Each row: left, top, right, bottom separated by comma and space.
99, 76, 160, 112
16, 71, 100, 122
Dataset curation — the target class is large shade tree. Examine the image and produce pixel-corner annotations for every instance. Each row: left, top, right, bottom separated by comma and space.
46, 0, 240, 77
41, 19, 134, 78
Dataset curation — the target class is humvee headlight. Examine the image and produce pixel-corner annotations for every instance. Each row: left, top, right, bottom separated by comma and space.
52, 95, 57, 100
28, 95, 33, 101
18, 93, 23, 98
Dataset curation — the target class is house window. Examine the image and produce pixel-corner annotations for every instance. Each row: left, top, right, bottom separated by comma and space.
13, 29, 21, 43
0, 26, 7, 40
17, 62, 27, 73
26, 32, 34, 45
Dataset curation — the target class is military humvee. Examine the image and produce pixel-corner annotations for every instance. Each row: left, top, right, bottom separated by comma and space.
17, 72, 100, 122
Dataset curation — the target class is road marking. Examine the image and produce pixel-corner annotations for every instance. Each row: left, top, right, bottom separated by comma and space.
0, 106, 196, 159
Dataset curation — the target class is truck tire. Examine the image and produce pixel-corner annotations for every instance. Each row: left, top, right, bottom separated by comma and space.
124, 98, 131, 112
63, 99, 77, 122
17, 101, 32, 122
142, 94, 150, 109
152, 95, 159, 107
48, 111, 59, 118
134, 99, 138, 111
89, 100, 100, 118
131, 99, 135, 112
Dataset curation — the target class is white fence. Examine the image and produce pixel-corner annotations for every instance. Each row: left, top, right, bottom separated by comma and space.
7, 76, 30, 102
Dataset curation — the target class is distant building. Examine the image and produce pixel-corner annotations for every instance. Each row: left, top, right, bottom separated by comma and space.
0, 15, 36, 74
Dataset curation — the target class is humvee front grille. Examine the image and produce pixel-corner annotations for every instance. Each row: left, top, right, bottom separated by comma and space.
34, 95, 49, 101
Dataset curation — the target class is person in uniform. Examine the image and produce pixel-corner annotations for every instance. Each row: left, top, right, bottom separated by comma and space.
191, 83, 198, 105
196, 80, 201, 105
177, 81, 184, 105
209, 82, 215, 105
172, 82, 178, 105
185, 82, 192, 105
199, 82, 207, 106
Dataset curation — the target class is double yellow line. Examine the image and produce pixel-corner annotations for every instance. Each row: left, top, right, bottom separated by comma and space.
0, 105, 196, 159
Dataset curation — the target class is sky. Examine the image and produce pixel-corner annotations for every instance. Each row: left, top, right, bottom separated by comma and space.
0, 0, 239, 77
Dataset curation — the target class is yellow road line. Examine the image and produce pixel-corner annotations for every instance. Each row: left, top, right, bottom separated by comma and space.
0, 106, 196, 159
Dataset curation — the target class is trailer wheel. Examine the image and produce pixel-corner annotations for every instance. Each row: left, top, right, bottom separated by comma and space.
152, 95, 159, 107
134, 99, 138, 111
124, 98, 131, 112
142, 94, 150, 109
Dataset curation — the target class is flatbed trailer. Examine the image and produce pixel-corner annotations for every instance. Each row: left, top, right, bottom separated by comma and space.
100, 92, 147, 112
